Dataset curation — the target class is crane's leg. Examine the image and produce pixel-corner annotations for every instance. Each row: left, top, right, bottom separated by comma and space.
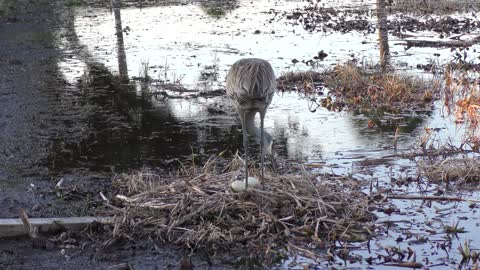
240, 110, 249, 189
260, 110, 266, 187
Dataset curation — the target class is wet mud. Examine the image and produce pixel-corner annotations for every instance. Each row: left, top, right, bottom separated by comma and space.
0, 0, 82, 217
0, 0, 234, 269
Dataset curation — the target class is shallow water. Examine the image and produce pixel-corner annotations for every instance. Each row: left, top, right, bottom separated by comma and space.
49, 0, 480, 268
63, 0, 480, 169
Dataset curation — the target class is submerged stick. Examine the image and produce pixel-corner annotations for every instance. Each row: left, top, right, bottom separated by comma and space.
382, 262, 423, 268
387, 195, 480, 203
405, 36, 480, 49
288, 242, 320, 261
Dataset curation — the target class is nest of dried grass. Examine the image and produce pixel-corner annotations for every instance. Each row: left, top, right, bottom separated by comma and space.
419, 157, 480, 186
107, 157, 374, 262
276, 71, 325, 95
324, 62, 440, 112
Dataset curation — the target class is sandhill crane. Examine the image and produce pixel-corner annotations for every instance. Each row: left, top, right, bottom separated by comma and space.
226, 58, 276, 189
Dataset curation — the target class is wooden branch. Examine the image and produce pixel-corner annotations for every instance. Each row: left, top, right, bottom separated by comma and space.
0, 216, 115, 238
387, 195, 480, 203
405, 36, 480, 49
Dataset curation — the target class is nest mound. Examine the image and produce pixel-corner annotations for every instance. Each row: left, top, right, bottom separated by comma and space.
323, 62, 439, 113
419, 157, 480, 185
109, 161, 374, 261
277, 71, 325, 95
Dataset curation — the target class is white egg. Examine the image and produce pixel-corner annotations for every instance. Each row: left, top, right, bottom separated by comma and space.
246, 177, 260, 187
231, 180, 246, 192
231, 177, 261, 192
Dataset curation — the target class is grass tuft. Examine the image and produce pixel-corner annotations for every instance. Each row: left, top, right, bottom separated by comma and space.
323, 62, 440, 113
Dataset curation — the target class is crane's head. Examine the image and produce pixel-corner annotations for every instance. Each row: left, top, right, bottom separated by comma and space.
251, 126, 278, 175
252, 127, 274, 156
260, 129, 278, 175
262, 130, 273, 156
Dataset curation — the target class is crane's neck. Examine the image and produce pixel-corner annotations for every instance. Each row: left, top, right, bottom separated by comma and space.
243, 111, 258, 136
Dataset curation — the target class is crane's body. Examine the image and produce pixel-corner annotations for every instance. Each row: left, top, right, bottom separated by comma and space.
226, 58, 276, 188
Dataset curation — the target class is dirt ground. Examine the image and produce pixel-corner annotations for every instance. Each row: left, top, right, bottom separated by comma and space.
0, 0, 99, 218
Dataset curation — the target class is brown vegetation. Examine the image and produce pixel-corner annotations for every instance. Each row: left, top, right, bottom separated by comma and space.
419, 157, 480, 186
444, 68, 480, 127
324, 62, 440, 112
276, 71, 324, 95
275, 62, 440, 113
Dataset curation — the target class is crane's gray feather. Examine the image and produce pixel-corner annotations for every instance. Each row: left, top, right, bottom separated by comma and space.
226, 58, 276, 110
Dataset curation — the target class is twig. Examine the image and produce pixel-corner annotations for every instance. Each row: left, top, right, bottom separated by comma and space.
168, 203, 208, 232
288, 242, 320, 261
99, 192, 109, 202
382, 262, 423, 268
56, 178, 64, 188
18, 208, 37, 239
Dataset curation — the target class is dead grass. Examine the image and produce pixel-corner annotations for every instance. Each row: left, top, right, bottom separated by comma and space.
274, 63, 439, 113
276, 71, 324, 95
106, 156, 374, 263
412, 128, 480, 188
324, 62, 440, 112
444, 68, 480, 127
418, 157, 480, 186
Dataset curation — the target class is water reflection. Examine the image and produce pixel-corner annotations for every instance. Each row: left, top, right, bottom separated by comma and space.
350, 108, 430, 133
112, 0, 129, 82
376, 0, 390, 70
49, 61, 243, 171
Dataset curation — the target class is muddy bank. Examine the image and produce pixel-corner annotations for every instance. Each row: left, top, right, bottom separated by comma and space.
0, 234, 234, 270
0, 0, 189, 219
0, 1, 142, 268
0, 1, 242, 268
0, 0, 81, 218
0, 0, 142, 222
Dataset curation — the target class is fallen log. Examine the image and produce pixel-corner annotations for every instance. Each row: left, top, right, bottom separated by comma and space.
0, 216, 115, 238
405, 35, 480, 49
